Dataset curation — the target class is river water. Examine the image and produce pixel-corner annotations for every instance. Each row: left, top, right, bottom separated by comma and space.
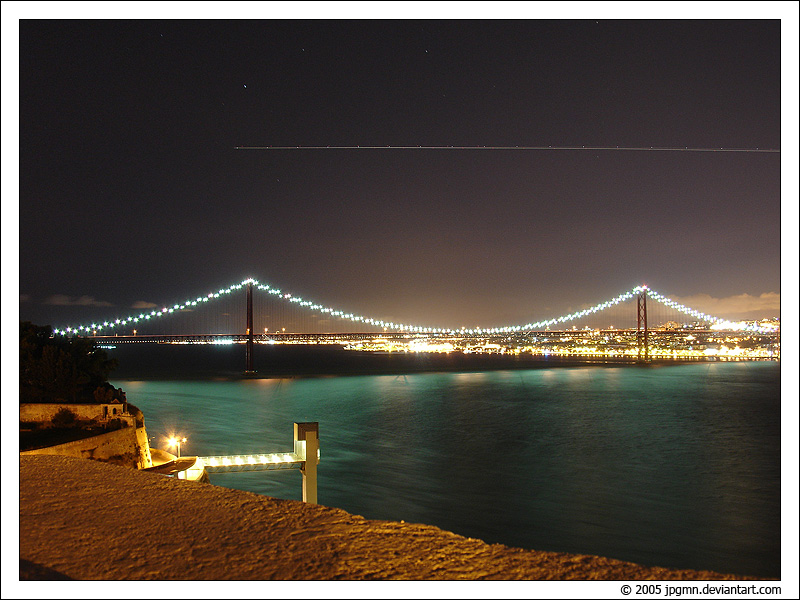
108, 344, 780, 578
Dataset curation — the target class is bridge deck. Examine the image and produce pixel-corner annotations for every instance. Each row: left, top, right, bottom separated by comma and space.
196, 452, 304, 473
88, 329, 755, 345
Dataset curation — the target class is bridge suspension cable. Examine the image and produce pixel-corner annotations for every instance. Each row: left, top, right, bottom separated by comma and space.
53, 278, 773, 337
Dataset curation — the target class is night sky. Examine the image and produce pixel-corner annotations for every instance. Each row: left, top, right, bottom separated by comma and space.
8, 7, 795, 332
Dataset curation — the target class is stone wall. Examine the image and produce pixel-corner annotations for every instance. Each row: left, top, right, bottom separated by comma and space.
20, 402, 139, 429
20, 425, 153, 469
19, 402, 152, 469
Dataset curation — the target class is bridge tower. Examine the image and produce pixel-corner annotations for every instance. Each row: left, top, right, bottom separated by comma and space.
245, 281, 256, 374
637, 286, 649, 363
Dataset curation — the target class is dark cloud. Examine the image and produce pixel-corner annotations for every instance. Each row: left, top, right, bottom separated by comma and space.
672, 292, 781, 320
131, 300, 158, 309
44, 295, 113, 307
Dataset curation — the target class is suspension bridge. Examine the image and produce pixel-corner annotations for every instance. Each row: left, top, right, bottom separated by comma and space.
53, 277, 780, 366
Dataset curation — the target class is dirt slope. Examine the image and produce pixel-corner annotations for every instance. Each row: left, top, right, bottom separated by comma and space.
18, 455, 753, 581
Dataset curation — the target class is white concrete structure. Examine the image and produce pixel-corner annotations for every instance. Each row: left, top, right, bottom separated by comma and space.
196, 422, 320, 503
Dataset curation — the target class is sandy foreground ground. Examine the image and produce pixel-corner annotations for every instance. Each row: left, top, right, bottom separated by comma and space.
18, 455, 755, 582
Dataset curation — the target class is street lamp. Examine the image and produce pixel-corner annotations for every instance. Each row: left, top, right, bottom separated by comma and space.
168, 436, 187, 458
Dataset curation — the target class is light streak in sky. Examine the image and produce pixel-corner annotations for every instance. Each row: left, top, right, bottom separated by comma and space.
235, 146, 780, 153
52, 278, 774, 336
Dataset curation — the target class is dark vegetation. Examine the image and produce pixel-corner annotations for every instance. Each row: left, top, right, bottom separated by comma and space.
20, 321, 120, 404
20, 322, 130, 451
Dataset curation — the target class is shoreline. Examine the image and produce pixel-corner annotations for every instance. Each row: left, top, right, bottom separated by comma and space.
106, 344, 778, 381
19, 454, 764, 581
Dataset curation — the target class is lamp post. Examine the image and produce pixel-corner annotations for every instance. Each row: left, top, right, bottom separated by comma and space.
168, 436, 187, 458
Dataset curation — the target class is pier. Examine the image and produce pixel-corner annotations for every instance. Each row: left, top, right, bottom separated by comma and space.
191, 422, 320, 503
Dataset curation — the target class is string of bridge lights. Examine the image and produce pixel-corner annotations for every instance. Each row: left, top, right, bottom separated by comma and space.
53, 278, 768, 337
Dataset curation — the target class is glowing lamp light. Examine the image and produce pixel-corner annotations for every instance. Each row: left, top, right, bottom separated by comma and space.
167, 436, 187, 458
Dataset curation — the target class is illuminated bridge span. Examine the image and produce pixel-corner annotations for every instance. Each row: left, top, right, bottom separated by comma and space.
54, 277, 779, 366
54, 277, 774, 337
